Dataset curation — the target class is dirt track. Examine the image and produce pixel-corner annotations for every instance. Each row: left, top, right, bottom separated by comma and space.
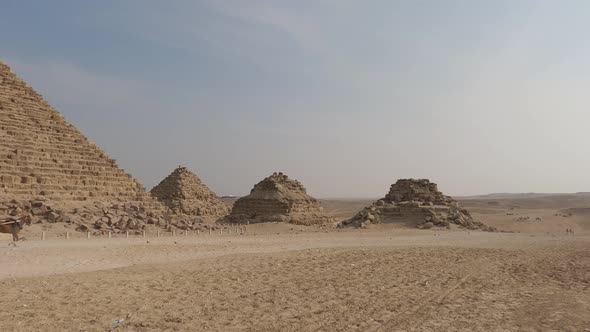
1, 227, 588, 331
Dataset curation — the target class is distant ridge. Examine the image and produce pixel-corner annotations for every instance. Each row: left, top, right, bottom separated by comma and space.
456, 193, 583, 200
458, 192, 590, 210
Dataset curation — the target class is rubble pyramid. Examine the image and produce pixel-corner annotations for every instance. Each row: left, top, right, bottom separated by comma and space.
150, 166, 229, 217
341, 179, 496, 231
228, 172, 333, 225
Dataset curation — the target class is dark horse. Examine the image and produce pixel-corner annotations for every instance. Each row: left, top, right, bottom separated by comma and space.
0, 217, 30, 241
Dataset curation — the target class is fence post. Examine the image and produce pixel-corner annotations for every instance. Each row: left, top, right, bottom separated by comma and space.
41, 232, 45, 241
142, 231, 146, 239
157, 230, 160, 238
87, 231, 90, 239
126, 231, 129, 239
66, 232, 69, 240
108, 231, 112, 239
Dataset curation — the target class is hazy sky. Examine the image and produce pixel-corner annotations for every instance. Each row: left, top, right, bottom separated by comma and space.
2, 0, 590, 197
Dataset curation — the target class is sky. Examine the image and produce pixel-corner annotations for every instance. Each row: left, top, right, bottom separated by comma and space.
1, 0, 590, 198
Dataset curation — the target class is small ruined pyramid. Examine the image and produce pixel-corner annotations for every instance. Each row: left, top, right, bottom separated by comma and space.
151, 166, 229, 217
0, 61, 156, 203
341, 179, 496, 231
228, 172, 333, 225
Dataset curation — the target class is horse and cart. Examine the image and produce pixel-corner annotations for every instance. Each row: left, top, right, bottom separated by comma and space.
0, 217, 30, 241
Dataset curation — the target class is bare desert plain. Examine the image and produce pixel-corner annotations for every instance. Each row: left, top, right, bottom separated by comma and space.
1, 195, 589, 332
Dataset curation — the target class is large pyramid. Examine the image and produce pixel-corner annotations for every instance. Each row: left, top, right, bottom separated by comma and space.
340, 179, 496, 231
227, 172, 333, 225
0, 61, 172, 233
150, 166, 229, 217
0, 61, 155, 203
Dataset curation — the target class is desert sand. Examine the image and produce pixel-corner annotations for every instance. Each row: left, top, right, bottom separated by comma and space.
1, 195, 589, 331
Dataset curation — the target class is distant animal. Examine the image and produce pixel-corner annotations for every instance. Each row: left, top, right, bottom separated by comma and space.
0, 217, 30, 241
535, 217, 542, 222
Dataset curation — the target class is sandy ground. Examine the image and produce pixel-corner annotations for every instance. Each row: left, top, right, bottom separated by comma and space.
1, 196, 589, 331
1, 227, 589, 331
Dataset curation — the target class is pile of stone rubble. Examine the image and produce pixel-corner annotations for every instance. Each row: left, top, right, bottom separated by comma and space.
339, 179, 497, 232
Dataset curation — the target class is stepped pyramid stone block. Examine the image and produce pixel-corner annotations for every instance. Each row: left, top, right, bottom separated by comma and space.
0, 61, 162, 208
150, 166, 230, 217
228, 172, 334, 225
341, 179, 496, 231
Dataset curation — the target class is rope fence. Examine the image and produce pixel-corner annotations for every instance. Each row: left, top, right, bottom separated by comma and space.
30, 224, 248, 241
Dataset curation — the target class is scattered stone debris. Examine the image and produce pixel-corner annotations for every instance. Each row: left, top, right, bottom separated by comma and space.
339, 179, 497, 231
515, 216, 542, 222
0, 197, 219, 235
555, 212, 573, 218
226, 172, 334, 225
